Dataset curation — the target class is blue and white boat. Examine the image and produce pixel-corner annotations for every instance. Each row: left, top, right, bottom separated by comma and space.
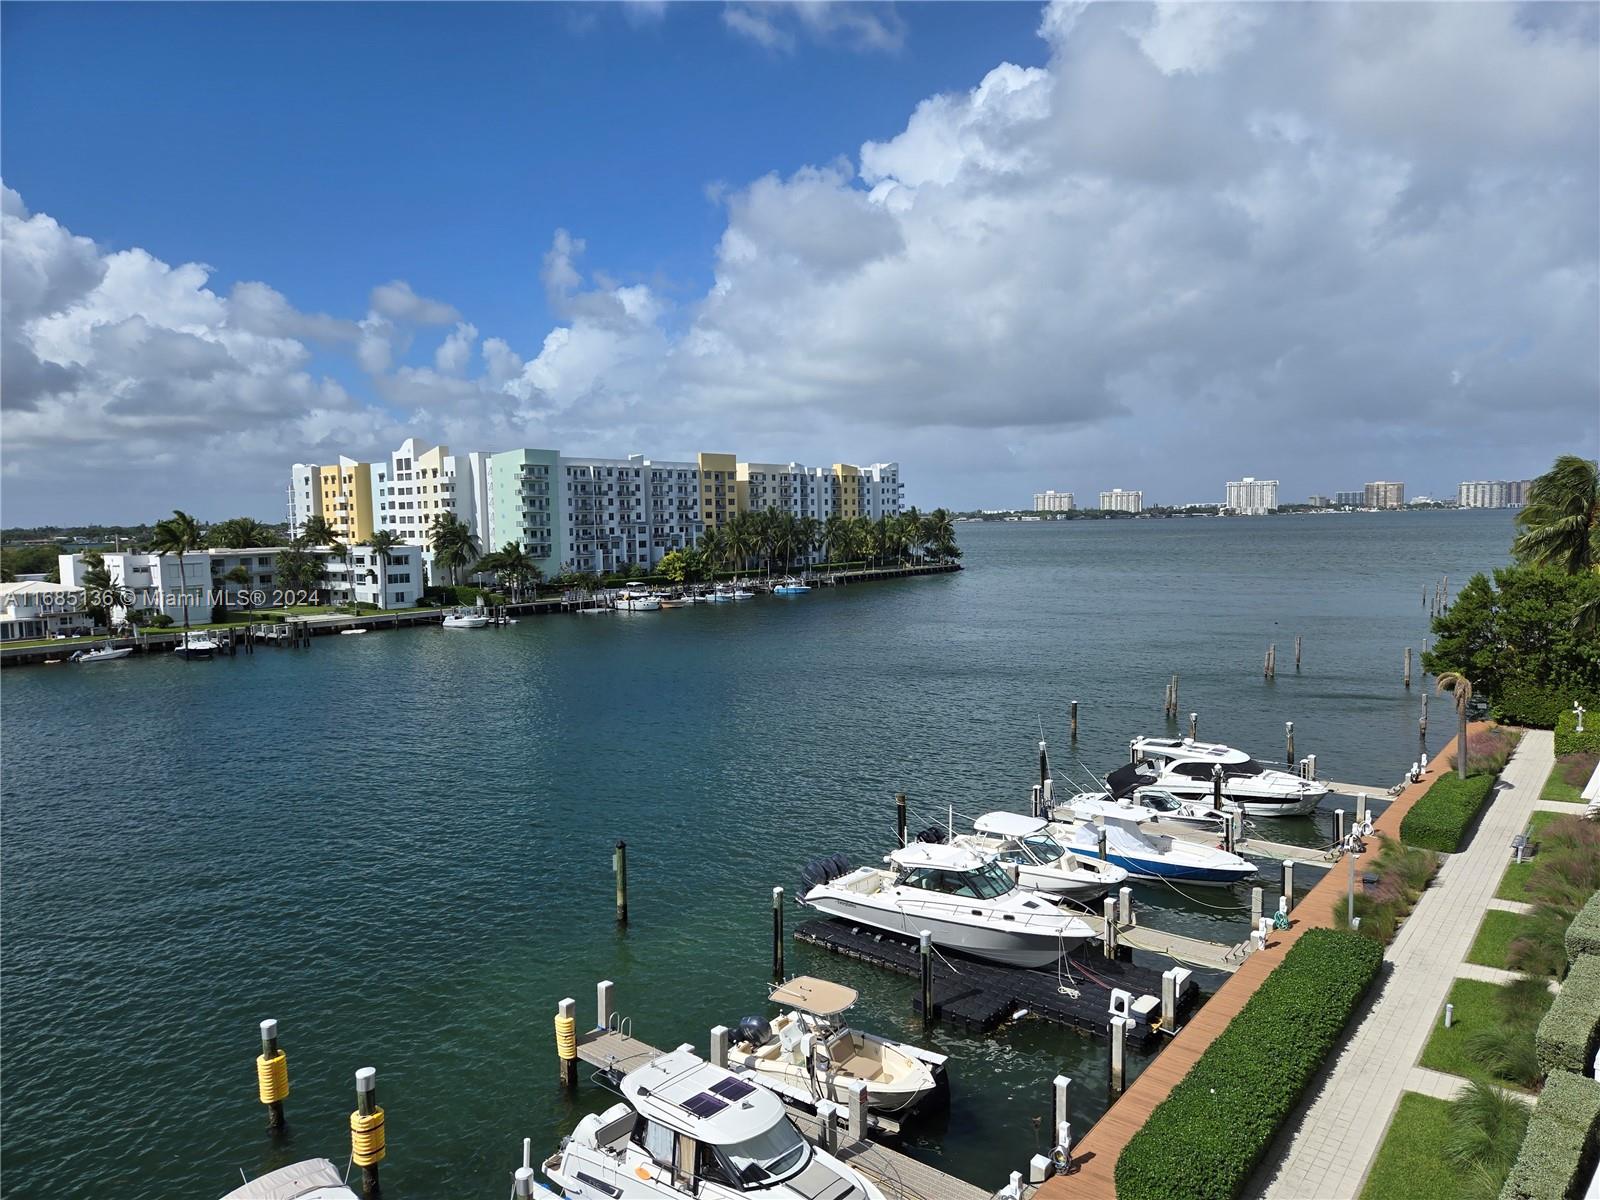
772, 578, 811, 594
1047, 808, 1254, 887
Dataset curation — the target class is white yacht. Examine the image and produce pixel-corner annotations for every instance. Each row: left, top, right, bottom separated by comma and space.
544, 1048, 886, 1200
799, 843, 1095, 967
952, 812, 1128, 902
616, 590, 662, 612
1066, 763, 1236, 830
1128, 737, 1326, 817
442, 608, 490, 629
172, 632, 222, 659
730, 977, 944, 1115
70, 644, 132, 663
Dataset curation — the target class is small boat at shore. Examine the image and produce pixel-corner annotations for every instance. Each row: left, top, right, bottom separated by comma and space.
729, 976, 944, 1114
70, 645, 132, 663
173, 632, 221, 659
442, 608, 490, 629
1127, 736, 1325, 817
773, 578, 810, 595
951, 811, 1128, 902
616, 589, 662, 612
218, 1158, 359, 1200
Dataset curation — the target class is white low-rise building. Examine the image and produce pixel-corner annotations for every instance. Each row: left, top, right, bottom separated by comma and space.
0, 581, 89, 641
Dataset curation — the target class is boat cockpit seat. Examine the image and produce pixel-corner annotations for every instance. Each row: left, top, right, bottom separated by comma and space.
592, 1103, 637, 1151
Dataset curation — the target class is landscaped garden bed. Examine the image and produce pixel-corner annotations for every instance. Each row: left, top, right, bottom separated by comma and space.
1542, 750, 1598, 805
1332, 837, 1438, 943
1360, 1085, 1529, 1200
1419, 977, 1554, 1091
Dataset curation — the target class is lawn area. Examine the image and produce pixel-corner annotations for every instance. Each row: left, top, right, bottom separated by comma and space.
1420, 978, 1553, 1090
1495, 811, 1565, 902
1541, 752, 1597, 804
1467, 910, 1528, 970
1359, 1092, 1460, 1200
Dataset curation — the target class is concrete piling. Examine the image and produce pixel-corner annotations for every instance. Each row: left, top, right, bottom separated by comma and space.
817, 1101, 839, 1153
710, 1025, 729, 1069
1102, 896, 1117, 959
1356, 792, 1368, 826
1118, 885, 1133, 926
557, 998, 578, 1090
614, 840, 628, 925
1160, 970, 1177, 1032
1097, 826, 1109, 860
1294, 634, 1302, 671
1109, 1017, 1128, 1095
772, 887, 785, 979
597, 980, 614, 1032
1282, 860, 1297, 911
1188, 711, 1198, 741
847, 1080, 868, 1142
1251, 886, 1263, 927
1052, 1075, 1071, 1135
1404, 647, 1413, 689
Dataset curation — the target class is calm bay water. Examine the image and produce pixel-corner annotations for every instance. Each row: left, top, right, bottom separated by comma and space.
0, 509, 1514, 1198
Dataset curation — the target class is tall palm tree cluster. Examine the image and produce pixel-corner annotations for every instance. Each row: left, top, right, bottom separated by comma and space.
695, 507, 959, 576
1511, 454, 1599, 575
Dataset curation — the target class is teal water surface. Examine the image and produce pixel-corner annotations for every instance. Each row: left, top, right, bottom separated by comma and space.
0, 509, 1514, 1198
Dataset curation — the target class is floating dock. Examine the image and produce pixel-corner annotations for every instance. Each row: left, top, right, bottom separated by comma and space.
574, 1026, 993, 1200
1158, 821, 1339, 867
793, 920, 1202, 1042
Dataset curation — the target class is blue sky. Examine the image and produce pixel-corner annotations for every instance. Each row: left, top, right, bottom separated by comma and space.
1, 2, 1595, 523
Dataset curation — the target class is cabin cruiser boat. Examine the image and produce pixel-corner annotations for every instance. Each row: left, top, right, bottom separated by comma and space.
1062, 763, 1237, 830
730, 976, 944, 1114
708, 587, 735, 603
544, 1048, 887, 1200
442, 608, 490, 629
799, 843, 1095, 967
1046, 810, 1255, 887
950, 812, 1127, 902
70, 644, 132, 663
772, 579, 810, 595
217, 1158, 358, 1200
1128, 737, 1325, 817
616, 589, 662, 612
172, 632, 222, 659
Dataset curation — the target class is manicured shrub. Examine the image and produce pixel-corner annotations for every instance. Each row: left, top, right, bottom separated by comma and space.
1498, 1069, 1600, 1200
1115, 929, 1385, 1200
1401, 773, 1498, 852
1566, 893, 1600, 962
1535, 954, 1600, 1076
1555, 708, 1600, 757
1331, 837, 1439, 944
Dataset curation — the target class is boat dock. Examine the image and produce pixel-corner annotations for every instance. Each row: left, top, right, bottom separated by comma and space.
793, 920, 1205, 1041
1157, 820, 1340, 867
573, 1011, 995, 1200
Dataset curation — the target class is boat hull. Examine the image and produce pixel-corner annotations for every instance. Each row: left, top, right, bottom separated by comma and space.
803, 895, 1085, 967
1156, 784, 1323, 818
1065, 848, 1252, 887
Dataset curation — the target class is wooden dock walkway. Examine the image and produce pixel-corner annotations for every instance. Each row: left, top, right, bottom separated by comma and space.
1160, 821, 1340, 867
574, 1026, 995, 1200
1073, 911, 1247, 974
1033, 730, 1476, 1200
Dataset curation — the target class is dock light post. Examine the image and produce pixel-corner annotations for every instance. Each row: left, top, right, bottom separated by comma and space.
1445, 1003, 1454, 1029
1347, 835, 1360, 926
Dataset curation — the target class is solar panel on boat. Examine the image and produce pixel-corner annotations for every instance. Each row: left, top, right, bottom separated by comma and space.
710, 1077, 756, 1100
681, 1092, 729, 1117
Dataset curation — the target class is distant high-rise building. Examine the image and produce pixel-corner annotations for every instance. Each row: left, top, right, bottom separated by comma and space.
1307, 495, 1332, 508
1033, 490, 1075, 512
1457, 480, 1531, 509
1335, 490, 1363, 508
1364, 481, 1406, 509
1098, 488, 1143, 513
1225, 477, 1279, 515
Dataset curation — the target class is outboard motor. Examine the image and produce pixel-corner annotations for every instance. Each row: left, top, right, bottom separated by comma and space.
915, 825, 947, 845
736, 1015, 773, 1049
799, 853, 851, 894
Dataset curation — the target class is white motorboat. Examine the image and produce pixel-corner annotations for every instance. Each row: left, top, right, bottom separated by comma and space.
1047, 809, 1255, 887
616, 589, 662, 612
731, 588, 755, 599
709, 587, 735, 602
339, 628, 368, 636
173, 632, 221, 659
442, 608, 490, 629
772, 579, 810, 595
799, 842, 1095, 967
1128, 736, 1326, 817
217, 1158, 358, 1200
729, 976, 944, 1114
70, 645, 132, 663
544, 1048, 886, 1200
950, 811, 1128, 902
1066, 762, 1237, 830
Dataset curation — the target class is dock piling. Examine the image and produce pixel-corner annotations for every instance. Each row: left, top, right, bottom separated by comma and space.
1109, 1017, 1128, 1096
1101, 897, 1117, 959
1211, 764, 1224, 811
896, 793, 907, 847
1097, 826, 1109, 861
1294, 634, 1302, 671
817, 1101, 839, 1154
1188, 711, 1198, 741
1334, 809, 1346, 846
1285, 721, 1295, 767
1282, 860, 1297, 911
847, 1080, 868, 1142
514, 1167, 535, 1199
1070, 701, 1079, 741
1052, 1074, 1071, 1135
597, 980, 614, 1032
1404, 647, 1413, 689
352, 1067, 384, 1200
919, 930, 934, 1024
1251, 886, 1263, 927
772, 886, 785, 979
1118, 885, 1132, 927
1160, 970, 1176, 1032
557, 998, 578, 1091
257, 1018, 288, 1133
1356, 792, 1368, 826
710, 1025, 729, 1069
613, 840, 628, 925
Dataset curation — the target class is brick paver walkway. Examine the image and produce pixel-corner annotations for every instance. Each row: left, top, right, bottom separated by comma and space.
1252, 730, 1555, 1199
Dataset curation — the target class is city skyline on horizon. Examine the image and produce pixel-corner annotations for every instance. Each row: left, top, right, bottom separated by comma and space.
2, 1, 1594, 525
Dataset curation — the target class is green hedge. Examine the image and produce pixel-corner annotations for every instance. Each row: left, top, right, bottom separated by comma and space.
1499, 1069, 1600, 1200
1400, 773, 1498, 852
1535, 954, 1600, 1076
1567, 894, 1600, 961
1555, 709, 1600, 757
1116, 929, 1386, 1200
1493, 682, 1591, 730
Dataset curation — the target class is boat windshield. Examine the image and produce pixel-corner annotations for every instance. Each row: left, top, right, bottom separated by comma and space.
718, 1117, 811, 1187
1137, 790, 1183, 812
900, 860, 1016, 899
1020, 832, 1065, 862
1225, 759, 1265, 777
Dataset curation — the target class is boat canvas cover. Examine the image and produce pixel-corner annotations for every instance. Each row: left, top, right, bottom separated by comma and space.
1104, 763, 1146, 800
218, 1159, 352, 1200
769, 976, 858, 1016
888, 842, 990, 872
973, 811, 1049, 837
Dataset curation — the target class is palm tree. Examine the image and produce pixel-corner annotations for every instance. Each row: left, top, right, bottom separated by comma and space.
300, 514, 338, 547
822, 513, 848, 566
430, 512, 481, 586
478, 541, 538, 599
925, 508, 960, 561
220, 564, 252, 617
725, 511, 757, 575
150, 509, 203, 639
206, 517, 281, 549
698, 526, 727, 577
80, 551, 132, 632
1436, 672, 1474, 780
274, 541, 327, 607
364, 529, 404, 610
1512, 455, 1598, 574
